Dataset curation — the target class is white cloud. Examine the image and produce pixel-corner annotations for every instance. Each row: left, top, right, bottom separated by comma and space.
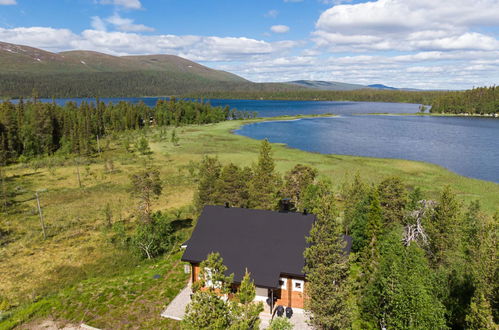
0, 27, 77, 51
98, 0, 142, 9
314, 0, 499, 53
105, 13, 154, 32
265, 9, 279, 18
0, 0, 16, 5
0, 26, 293, 61
90, 16, 106, 31
270, 25, 290, 34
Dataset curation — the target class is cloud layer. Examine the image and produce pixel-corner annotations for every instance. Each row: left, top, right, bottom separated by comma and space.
314, 0, 499, 53
1, 0, 499, 89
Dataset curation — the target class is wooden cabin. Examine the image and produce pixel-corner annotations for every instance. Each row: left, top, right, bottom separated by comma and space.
182, 205, 351, 311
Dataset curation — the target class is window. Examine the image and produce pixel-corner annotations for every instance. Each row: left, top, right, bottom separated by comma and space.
292, 279, 304, 292
279, 277, 287, 290
203, 267, 222, 289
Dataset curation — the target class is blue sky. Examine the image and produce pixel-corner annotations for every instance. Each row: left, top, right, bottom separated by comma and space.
1, 0, 499, 89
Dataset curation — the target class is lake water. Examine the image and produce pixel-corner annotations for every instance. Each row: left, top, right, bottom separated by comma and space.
29, 97, 499, 183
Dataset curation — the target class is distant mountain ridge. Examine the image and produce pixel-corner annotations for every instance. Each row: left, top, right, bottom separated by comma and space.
286, 80, 414, 91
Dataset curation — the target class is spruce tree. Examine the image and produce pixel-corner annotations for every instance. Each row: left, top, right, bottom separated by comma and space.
361, 188, 383, 278
303, 179, 351, 329
214, 163, 248, 208
377, 176, 407, 225
465, 290, 497, 329
361, 231, 447, 329
427, 185, 461, 266
248, 139, 279, 210
195, 156, 222, 211
342, 173, 367, 235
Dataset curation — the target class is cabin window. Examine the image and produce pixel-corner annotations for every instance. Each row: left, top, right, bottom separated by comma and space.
279, 277, 287, 290
292, 279, 304, 292
204, 267, 222, 289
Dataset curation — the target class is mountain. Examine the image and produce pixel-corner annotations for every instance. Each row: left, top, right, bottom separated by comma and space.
0, 41, 424, 98
286, 80, 368, 91
0, 41, 246, 82
0, 41, 310, 98
367, 84, 397, 90
286, 80, 413, 91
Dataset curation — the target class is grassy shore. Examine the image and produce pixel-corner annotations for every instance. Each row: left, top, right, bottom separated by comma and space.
1, 114, 497, 329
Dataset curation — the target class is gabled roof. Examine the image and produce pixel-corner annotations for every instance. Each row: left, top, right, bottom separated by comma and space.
181, 205, 316, 288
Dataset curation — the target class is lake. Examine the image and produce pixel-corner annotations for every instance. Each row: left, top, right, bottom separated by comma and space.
31, 97, 499, 183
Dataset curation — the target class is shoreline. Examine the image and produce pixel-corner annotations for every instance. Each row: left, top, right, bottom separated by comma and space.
355, 112, 499, 118
231, 114, 499, 187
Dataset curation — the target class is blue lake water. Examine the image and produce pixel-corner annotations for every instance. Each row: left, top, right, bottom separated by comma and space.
236, 115, 499, 183
28, 97, 499, 183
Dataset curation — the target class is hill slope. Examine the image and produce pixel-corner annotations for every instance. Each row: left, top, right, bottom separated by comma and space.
0, 41, 246, 82
286, 80, 369, 91
0, 41, 308, 98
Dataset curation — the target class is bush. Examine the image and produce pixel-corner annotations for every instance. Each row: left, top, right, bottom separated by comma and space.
268, 316, 293, 330
132, 212, 174, 259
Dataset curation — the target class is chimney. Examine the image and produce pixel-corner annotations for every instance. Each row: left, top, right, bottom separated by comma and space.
279, 198, 291, 212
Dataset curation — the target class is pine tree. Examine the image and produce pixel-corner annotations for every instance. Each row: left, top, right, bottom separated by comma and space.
231, 269, 264, 329
303, 179, 351, 329
129, 168, 163, 223
184, 254, 263, 330
195, 252, 234, 294
248, 139, 280, 210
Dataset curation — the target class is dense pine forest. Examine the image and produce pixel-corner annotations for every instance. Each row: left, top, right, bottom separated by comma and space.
0, 72, 301, 99
431, 86, 499, 115
0, 98, 254, 163
193, 141, 498, 329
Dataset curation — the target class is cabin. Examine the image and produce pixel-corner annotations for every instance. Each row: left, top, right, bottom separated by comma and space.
181, 205, 352, 312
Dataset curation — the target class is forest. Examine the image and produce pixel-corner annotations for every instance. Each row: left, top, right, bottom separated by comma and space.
185, 89, 443, 105
0, 98, 254, 164
0, 72, 301, 99
430, 85, 499, 115
191, 140, 498, 329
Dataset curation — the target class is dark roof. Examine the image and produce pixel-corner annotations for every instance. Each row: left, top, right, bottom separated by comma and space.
182, 205, 316, 288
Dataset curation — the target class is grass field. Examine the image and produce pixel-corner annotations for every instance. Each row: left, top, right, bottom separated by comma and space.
1, 115, 498, 329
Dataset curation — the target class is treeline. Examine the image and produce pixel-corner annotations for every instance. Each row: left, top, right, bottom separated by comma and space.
431, 85, 499, 115
186, 89, 445, 104
0, 71, 446, 105
195, 140, 498, 329
0, 98, 252, 163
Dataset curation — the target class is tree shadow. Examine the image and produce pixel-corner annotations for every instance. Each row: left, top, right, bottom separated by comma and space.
170, 218, 193, 231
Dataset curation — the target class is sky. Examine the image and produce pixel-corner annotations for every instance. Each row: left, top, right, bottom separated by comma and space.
1, 0, 499, 89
